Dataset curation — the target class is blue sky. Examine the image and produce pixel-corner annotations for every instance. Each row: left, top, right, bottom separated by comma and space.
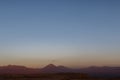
0, 0, 120, 68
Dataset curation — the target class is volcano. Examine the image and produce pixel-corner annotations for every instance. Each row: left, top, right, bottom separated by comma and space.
40, 64, 72, 73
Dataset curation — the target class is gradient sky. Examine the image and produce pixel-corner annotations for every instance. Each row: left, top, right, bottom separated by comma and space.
0, 0, 120, 68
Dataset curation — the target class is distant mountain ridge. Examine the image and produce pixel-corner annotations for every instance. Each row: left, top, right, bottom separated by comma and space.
40, 64, 72, 73
0, 64, 120, 78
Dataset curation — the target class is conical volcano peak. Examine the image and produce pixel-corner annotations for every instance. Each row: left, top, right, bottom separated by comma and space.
44, 64, 57, 68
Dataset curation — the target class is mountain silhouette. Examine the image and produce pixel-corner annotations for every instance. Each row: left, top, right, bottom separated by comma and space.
0, 65, 38, 74
0, 64, 120, 77
42, 64, 57, 69
40, 64, 72, 73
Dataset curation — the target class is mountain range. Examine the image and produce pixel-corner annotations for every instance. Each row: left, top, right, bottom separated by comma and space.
0, 64, 120, 78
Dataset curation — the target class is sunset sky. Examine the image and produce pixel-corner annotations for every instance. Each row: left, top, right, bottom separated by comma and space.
0, 0, 120, 68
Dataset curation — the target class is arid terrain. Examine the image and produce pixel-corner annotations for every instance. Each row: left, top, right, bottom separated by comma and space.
0, 73, 120, 80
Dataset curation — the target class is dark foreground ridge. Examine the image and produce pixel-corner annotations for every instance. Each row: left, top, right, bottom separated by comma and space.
0, 64, 120, 79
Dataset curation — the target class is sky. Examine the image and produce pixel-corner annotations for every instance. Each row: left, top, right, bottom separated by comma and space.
0, 0, 120, 68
